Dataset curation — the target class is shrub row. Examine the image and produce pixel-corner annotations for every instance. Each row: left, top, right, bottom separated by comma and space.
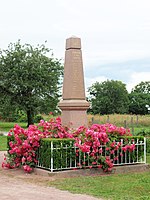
146, 137, 150, 154
3, 118, 148, 173
37, 136, 145, 171
37, 138, 75, 170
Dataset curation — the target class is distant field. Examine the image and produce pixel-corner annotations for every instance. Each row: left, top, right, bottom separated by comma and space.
0, 114, 54, 132
88, 114, 150, 127
0, 114, 149, 135
88, 114, 150, 135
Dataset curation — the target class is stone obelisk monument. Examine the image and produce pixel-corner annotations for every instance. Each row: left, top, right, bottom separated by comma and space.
58, 36, 90, 129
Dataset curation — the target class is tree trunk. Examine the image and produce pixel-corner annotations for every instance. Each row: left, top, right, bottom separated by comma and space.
27, 109, 34, 127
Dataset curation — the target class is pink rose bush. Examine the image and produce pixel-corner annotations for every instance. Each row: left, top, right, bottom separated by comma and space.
2, 125, 42, 172
2, 117, 135, 173
73, 123, 133, 171
2, 117, 72, 173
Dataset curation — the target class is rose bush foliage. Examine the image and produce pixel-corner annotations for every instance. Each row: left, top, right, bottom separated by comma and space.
2, 117, 135, 173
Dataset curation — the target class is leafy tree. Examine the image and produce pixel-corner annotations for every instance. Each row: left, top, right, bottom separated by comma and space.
129, 81, 150, 115
132, 81, 150, 94
88, 80, 129, 115
0, 41, 63, 126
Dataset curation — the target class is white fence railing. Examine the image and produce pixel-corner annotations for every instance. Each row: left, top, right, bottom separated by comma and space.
37, 138, 146, 172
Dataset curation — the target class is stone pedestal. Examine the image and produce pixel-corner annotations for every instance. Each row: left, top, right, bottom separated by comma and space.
58, 37, 90, 129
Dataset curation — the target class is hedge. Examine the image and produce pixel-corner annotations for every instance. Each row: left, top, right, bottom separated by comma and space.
6, 135, 148, 171
37, 138, 76, 170
36, 136, 146, 171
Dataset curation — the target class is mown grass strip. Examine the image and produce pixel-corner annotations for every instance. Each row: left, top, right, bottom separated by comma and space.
48, 171, 150, 200
147, 154, 150, 164
0, 122, 27, 132
0, 136, 7, 151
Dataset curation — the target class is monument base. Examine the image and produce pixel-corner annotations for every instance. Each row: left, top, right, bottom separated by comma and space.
58, 100, 90, 129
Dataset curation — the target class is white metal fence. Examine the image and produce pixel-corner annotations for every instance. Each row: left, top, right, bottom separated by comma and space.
37, 138, 146, 172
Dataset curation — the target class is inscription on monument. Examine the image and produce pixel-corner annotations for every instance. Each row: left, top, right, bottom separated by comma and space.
63, 49, 85, 99
58, 36, 90, 128
71, 51, 84, 97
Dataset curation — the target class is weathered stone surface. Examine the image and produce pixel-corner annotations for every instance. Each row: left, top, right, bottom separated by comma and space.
66, 36, 81, 50
63, 45, 85, 100
58, 37, 90, 128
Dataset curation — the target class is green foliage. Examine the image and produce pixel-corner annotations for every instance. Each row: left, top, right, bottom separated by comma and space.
146, 138, 150, 154
0, 40, 63, 126
0, 136, 7, 151
126, 135, 150, 159
37, 136, 145, 171
147, 154, 150, 164
129, 81, 150, 115
133, 81, 150, 94
88, 80, 129, 115
1, 109, 27, 122
7, 135, 15, 151
108, 136, 145, 164
34, 114, 44, 123
122, 136, 145, 162
0, 122, 27, 132
119, 136, 144, 140
7, 134, 15, 143
129, 92, 150, 115
37, 138, 75, 170
136, 129, 150, 137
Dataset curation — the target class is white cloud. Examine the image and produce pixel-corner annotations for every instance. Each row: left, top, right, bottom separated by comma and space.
85, 76, 108, 90
84, 49, 150, 68
85, 72, 150, 95
0, 0, 150, 93
127, 72, 150, 92
85, 76, 108, 96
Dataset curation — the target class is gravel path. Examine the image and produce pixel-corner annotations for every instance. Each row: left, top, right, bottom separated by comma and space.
0, 151, 102, 200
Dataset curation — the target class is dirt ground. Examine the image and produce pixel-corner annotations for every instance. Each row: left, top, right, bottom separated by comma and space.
0, 151, 102, 200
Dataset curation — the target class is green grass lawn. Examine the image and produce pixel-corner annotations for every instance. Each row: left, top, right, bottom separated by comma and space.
0, 122, 28, 132
0, 122, 37, 132
132, 127, 150, 136
147, 154, 150, 164
48, 172, 150, 200
0, 136, 7, 151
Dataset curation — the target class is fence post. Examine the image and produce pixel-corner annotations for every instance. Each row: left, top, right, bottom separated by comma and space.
51, 141, 53, 172
131, 116, 134, 135
131, 126, 134, 135
136, 115, 139, 126
92, 117, 94, 124
124, 120, 127, 128
107, 115, 110, 123
131, 116, 133, 126
144, 137, 146, 164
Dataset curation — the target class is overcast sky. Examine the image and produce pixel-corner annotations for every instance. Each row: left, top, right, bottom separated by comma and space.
1, 0, 150, 92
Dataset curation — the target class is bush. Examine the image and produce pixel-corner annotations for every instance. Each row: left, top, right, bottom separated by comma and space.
16, 111, 27, 122
136, 131, 150, 154
146, 137, 150, 154
37, 136, 145, 172
38, 138, 75, 170
34, 114, 44, 123
2, 117, 72, 172
136, 130, 150, 137
2, 117, 145, 173
0, 109, 27, 122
